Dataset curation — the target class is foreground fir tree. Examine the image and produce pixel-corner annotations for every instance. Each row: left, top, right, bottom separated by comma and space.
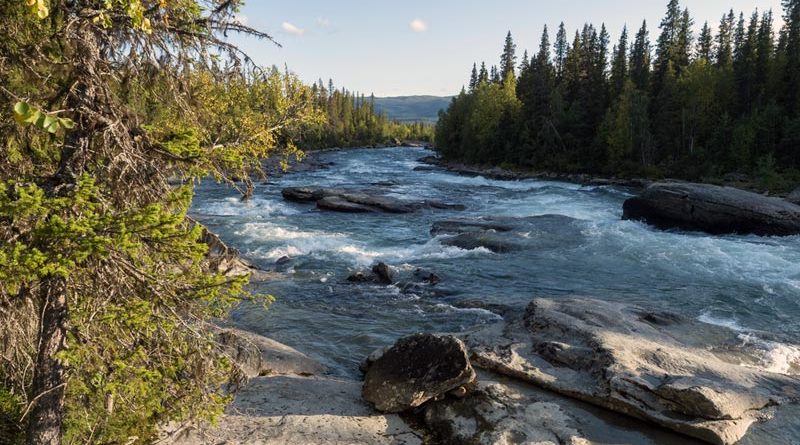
0, 1, 320, 444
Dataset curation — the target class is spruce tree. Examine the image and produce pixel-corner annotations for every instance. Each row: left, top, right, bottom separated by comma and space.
500, 31, 517, 83
716, 10, 736, 67
554, 22, 569, 80
479, 62, 490, 84
697, 21, 714, 62
782, 0, 800, 116
610, 26, 629, 99
630, 21, 651, 90
470, 63, 479, 91
654, 0, 683, 90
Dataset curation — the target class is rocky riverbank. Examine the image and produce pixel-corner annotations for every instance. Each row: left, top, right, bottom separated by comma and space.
416, 155, 653, 189
163, 295, 800, 445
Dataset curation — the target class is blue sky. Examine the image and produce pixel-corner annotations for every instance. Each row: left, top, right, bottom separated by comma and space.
230, 1, 784, 97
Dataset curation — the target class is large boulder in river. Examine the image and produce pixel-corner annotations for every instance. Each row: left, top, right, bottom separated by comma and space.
282, 186, 463, 214
622, 182, 800, 236
362, 334, 477, 413
465, 297, 800, 445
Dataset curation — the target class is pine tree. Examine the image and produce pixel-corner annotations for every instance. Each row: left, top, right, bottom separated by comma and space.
734, 11, 760, 113
675, 8, 694, 70
781, 0, 800, 116
610, 26, 629, 98
470, 63, 479, 91
598, 24, 611, 74
520, 50, 530, 72
500, 31, 517, 83
479, 62, 490, 84
716, 10, 736, 67
490, 65, 501, 83
697, 21, 713, 62
630, 21, 651, 90
654, 0, 683, 91
755, 10, 774, 103
554, 22, 569, 80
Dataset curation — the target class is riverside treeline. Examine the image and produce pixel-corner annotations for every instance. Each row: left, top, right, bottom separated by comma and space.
435, 0, 800, 190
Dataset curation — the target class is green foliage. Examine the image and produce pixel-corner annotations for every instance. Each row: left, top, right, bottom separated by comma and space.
0, 1, 319, 443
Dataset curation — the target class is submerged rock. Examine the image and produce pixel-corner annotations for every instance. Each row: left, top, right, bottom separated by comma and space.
362, 333, 477, 413
372, 262, 393, 284
622, 182, 800, 236
432, 215, 583, 253
424, 382, 592, 445
465, 297, 800, 445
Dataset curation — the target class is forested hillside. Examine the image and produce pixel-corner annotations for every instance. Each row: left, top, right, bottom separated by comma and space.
301, 82, 433, 148
372, 96, 453, 123
435, 0, 800, 189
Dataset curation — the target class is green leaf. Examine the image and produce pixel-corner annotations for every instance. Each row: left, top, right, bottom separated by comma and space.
34, 112, 46, 128
25, 110, 43, 125
43, 115, 59, 133
13, 102, 31, 125
13, 101, 31, 117
58, 117, 75, 129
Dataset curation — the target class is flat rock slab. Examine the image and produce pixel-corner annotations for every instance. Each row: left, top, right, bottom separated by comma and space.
424, 381, 593, 445
464, 297, 800, 445
168, 375, 422, 445
622, 182, 800, 236
282, 186, 462, 214
363, 333, 477, 412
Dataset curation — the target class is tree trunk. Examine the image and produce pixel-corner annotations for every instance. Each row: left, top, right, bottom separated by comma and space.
26, 277, 68, 445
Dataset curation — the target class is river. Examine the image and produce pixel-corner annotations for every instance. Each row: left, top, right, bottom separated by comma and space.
191, 147, 800, 414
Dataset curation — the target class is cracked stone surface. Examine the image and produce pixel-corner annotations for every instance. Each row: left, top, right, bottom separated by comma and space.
424, 381, 593, 445
464, 297, 800, 445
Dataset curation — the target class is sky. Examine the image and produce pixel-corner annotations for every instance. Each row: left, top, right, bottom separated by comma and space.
229, 0, 785, 97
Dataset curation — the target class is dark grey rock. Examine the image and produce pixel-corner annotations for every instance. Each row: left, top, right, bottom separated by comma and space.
282, 186, 459, 214
622, 182, 800, 236
362, 334, 477, 413
317, 196, 376, 213
413, 268, 441, 285
372, 262, 393, 284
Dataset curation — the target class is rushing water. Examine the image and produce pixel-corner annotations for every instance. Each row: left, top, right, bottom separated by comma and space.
191, 147, 800, 382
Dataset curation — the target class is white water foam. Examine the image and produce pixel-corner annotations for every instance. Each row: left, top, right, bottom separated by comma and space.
698, 312, 800, 375
237, 222, 491, 266
196, 196, 300, 217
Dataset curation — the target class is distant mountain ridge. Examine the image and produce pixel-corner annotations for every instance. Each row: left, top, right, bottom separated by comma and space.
372, 95, 453, 124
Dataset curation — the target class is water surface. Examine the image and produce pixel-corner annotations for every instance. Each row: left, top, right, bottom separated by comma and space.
192, 146, 800, 379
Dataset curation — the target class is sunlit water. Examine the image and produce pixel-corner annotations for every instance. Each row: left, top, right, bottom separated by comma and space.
191, 147, 800, 383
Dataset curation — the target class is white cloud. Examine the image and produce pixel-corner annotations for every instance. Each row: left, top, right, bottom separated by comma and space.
281, 22, 305, 36
317, 17, 331, 28
409, 18, 427, 33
